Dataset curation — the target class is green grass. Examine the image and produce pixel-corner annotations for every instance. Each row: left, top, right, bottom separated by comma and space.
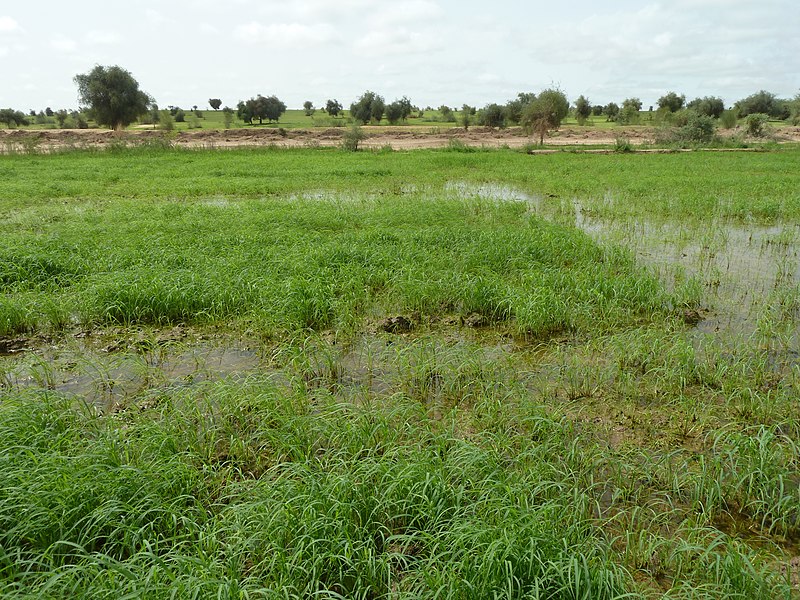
1, 146, 799, 598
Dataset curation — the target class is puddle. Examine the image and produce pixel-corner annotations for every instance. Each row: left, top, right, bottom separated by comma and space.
1, 341, 262, 409
444, 181, 541, 208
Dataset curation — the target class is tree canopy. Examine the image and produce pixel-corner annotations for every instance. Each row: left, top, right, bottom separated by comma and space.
657, 91, 686, 113
686, 96, 725, 119
325, 99, 343, 117
350, 91, 385, 124
209, 98, 222, 111
0, 108, 30, 128
237, 95, 287, 125
74, 65, 152, 130
521, 89, 569, 145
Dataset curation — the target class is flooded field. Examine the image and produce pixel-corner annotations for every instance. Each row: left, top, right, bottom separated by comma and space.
2, 148, 800, 598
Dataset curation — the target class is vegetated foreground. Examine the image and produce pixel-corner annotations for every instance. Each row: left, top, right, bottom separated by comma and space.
1, 147, 799, 598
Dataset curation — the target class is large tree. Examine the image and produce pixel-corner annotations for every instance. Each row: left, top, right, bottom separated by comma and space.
521, 88, 570, 145
657, 91, 686, 113
74, 65, 151, 130
237, 95, 287, 124
735, 90, 787, 119
262, 95, 287, 122
0, 108, 30, 128
350, 91, 385, 124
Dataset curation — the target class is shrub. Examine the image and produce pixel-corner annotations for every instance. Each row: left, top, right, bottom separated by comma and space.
174, 109, 186, 123
159, 111, 175, 131
678, 113, 716, 144
719, 110, 738, 129
341, 123, 366, 151
614, 138, 633, 153
745, 113, 769, 136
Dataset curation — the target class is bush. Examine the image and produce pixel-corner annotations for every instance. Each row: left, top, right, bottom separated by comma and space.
745, 113, 769, 136
719, 110, 738, 129
174, 109, 185, 123
341, 123, 366, 151
680, 113, 716, 143
159, 111, 175, 132
613, 138, 633, 153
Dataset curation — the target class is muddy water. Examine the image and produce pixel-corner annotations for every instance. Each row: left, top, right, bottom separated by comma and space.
3, 183, 799, 404
572, 206, 800, 336
1, 341, 261, 409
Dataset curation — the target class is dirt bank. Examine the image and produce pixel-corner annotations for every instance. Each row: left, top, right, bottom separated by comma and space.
2, 124, 799, 152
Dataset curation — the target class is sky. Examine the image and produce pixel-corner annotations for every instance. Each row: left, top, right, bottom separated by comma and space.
1, 0, 797, 112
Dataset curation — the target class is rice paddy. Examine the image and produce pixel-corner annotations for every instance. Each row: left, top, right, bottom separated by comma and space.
1, 145, 799, 598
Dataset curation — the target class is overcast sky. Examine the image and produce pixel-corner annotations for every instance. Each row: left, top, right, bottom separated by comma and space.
1, 0, 797, 111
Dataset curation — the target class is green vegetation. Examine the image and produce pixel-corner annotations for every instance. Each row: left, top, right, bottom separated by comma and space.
1, 146, 800, 597
74, 65, 152, 130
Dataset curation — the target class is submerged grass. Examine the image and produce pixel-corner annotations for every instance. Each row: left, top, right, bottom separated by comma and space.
0, 190, 690, 337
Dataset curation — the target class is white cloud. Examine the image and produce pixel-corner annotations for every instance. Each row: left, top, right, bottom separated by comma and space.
235, 22, 338, 46
50, 36, 77, 53
145, 9, 168, 26
0, 15, 20, 32
355, 27, 442, 55
198, 23, 219, 35
85, 30, 122, 45
368, 0, 444, 27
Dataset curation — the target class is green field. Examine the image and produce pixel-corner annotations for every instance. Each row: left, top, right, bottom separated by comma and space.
1, 146, 799, 598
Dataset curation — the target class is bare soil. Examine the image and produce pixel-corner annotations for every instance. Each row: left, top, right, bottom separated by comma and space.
3, 124, 799, 153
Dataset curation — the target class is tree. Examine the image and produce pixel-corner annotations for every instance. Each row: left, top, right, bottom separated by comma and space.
237, 95, 286, 125
385, 101, 405, 125
303, 101, 315, 116
481, 103, 507, 129
603, 102, 619, 121
686, 96, 725, 119
574, 95, 591, 125
147, 105, 161, 129
521, 88, 570, 145
73, 65, 152, 130
657, 91, 685, 113
175, 109, 186, 123
460, 104, 474, 130
438, 105, 455, 122
735, 90, 785, 119
262, 95, 287, 122
325, 99, 343, 117
505, 92, 536, 124
209, 98, 222, 111
222, 107, 234, 129
350, 91, 384, 124
0, 109, 29, 128
386, 96, 413, 123
618, 97, 642, 125
237, 100, 254, 124
56, 110, 69, 128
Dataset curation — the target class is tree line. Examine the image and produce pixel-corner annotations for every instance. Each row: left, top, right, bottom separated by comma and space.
2, 65, 798, 135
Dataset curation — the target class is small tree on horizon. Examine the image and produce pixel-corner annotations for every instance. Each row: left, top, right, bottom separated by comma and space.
209, 98, 222, 111
303, 101, 315, 116
574, 95, 591, 125
657, 91, 686, 113
325, 99, 343, 117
